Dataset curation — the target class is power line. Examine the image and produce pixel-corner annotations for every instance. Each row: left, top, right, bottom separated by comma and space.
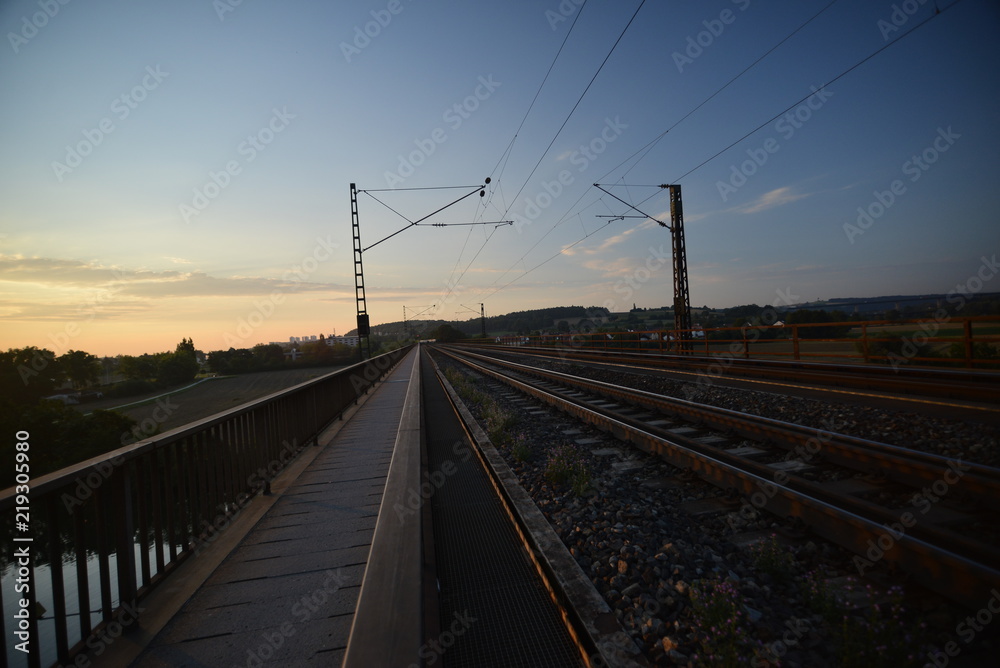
499, 0, 646, 222
468, 1, 647, 298
478, 0, 962, 304
669, 0, 963, 184
449, 0, 591, 294
488, 0, 590, 185
598, 0, 844, 185
442, 1, 641, 305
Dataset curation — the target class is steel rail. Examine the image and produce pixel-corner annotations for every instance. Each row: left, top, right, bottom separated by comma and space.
443, 347, 1000, 503
435, 347, 1000, 611
454, 342, 1000, 403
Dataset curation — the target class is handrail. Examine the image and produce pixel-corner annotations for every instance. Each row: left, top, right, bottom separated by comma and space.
1, 345, 412, 668
480, 314, 1000, 368
342, 345, 424, 667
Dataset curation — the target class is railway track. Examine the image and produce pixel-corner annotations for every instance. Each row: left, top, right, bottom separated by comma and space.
436, 345, 1000, 611
453, 342, 1000, 406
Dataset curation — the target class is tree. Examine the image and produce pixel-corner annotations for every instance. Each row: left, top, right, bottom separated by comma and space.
176, 337, 196, 355
59, 349, 101, 389
0, 399, 136, 488
158, 350, 198, 386
252, 343, 286, 369
429, 324, 466, 342
0, 347, 64, 404
119, 354, 158, 381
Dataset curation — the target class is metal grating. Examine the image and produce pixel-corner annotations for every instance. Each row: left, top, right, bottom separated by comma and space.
422, 357, 583, 668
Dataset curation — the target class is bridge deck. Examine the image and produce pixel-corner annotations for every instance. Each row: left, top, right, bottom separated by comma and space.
129, 352, 415, 667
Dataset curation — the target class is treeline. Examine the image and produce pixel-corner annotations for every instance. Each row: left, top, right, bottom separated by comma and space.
112, 337, 200, 396
206, 338, 356, 374
0, 344, 147, 489
362, 305, 613, 338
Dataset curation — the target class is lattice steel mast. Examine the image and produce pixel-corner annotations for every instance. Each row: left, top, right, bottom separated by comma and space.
350, 183, 370, 360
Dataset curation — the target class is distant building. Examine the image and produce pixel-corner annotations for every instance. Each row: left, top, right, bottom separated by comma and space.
275, 333, 359, 347
326, 335, 360, 347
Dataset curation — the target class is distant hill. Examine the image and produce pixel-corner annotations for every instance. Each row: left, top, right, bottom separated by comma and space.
347, 305, 611, 337
344, 292, 1000, 338
784, 292, 1000, 315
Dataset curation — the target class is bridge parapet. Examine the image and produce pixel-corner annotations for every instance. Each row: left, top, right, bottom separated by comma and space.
0, 346, 411, 668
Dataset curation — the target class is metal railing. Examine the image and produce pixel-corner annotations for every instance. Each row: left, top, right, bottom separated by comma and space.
486, 315, 1000, 368
1, 346, 411, 668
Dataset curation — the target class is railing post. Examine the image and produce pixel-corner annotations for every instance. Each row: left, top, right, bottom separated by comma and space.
46, 496, 69, 663
792, 326, 801, 361
964, 319, 974, 368
113, 465, 138, 615
862, 323, 870, 364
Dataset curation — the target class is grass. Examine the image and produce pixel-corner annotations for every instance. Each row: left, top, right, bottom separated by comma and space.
689, 579, 762, 666
544, 443, 591, 495
801, 573, 929, 667
748, 534, 795, 584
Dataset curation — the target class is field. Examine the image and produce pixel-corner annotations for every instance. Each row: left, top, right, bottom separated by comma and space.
78, 367, 346, 435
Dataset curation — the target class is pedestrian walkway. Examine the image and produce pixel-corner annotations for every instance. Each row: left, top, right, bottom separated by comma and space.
129, 350, 417, 667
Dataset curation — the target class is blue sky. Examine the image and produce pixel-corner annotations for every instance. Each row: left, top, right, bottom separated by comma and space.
1, 0, 997, 356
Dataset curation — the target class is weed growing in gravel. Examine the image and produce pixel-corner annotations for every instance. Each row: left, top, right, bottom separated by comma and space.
544, 443, 591, 495
802, 570, 841, 623
510, 432, 532, 462
802, 574, 927, 667
749, 534, 795, 584
690, 579, 762, 666
835, 582, 925, 668
483, 401, 518, 447
445, 365, 489, 408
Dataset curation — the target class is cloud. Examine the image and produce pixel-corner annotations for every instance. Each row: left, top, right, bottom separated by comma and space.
0, 255, 355, 305
562, 219, 657, 257
736, 187, 809, 214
